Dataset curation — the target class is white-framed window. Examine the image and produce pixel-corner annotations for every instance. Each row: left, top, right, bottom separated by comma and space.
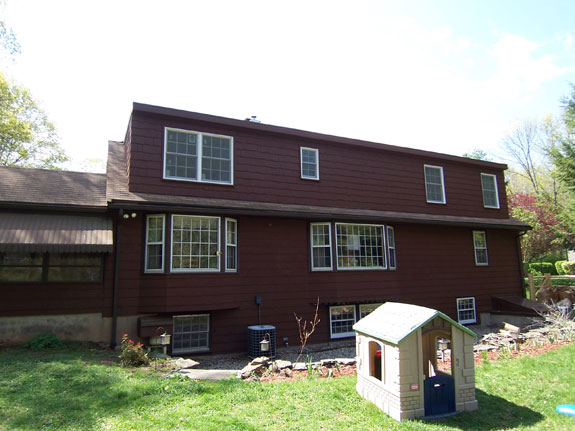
386, 226, 396, 270
473, 230, 488, 266
145, 215, 165, 272
359, 303, 382, 319
424, 165, 446, 204
481, 173, 500, 209
336, 223, 386, 270
300, 147, 319, 180
172, 314, 210, 353
164, 128, 233, 185
225, 218, 238, 272
457, 297, 477, 324
329, 305, 356, 338
171, 215, 220, 272
310, 222, 332, 271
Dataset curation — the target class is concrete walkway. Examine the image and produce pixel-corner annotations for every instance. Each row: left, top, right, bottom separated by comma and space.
178, 369, 238, 381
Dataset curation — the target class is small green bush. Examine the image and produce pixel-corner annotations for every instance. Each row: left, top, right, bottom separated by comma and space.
527, 262, 556, 275
24, 333, 65, 350
562, 261, 575, 275
555, 260, 567, 275
119, 334, 149, 367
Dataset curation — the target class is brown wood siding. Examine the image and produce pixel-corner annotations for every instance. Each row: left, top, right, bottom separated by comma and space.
114, 214, 522, 354
0, 253, 114, 317
125, 113, 509, 219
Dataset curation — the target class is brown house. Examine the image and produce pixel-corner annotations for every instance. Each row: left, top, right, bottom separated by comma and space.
0, 103, 529, 354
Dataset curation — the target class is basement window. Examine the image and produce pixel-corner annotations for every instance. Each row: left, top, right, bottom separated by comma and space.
456, 297, 476, 324
172, 314, 210, 353
329, 305, 356, 338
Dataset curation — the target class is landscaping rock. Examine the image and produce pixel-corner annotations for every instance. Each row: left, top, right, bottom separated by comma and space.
274, 359, 292, 370
238, 362, 265, 379
175, 358, 200, 369
320, 359, 336, 367
335, 358, 356, 366
251, 356, 269, 365
293, 362, 307, 371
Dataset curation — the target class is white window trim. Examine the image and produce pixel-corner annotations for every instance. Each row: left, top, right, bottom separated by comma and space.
473, 230, 489, 266
144, 214, 165, 273
335, 223, 387, 271
172, 314, 210, 354
481, 173, 500, 209
170, 215, 221, 273
225, 218, 238, 272
359, 303, 383, 319
456, 297, 477, 324
329, 305, 356, 339
424, 164, 446, 204
163, 127, 234, 185
386, 226, 396, 270
310, 222, 333, 271
300, 147, 319, 180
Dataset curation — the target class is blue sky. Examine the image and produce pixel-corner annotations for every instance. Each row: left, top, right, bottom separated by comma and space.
2, 0, 574, 171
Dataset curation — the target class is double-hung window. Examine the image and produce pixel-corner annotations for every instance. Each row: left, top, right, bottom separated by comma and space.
424, 165, 446, 204
473, 231, 488, 266
145, 215, 165, 272
481, 173, 500, 209
336, 223, 386, 270
310, 223, 332, 270
164, 128, 233, 184
225, 218, 238, 272
329, 305, 356, 338
386, 226, 396, 270
457, 297, 477, 324
171, 215, 220, 272
300, 147, 319, 180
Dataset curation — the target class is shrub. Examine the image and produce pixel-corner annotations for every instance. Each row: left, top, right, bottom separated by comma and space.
562, 261, 575, 275
119, 334, 149, 367
556, 260, 567, 275
527, 262, 556, 275
24, 333, 65, 350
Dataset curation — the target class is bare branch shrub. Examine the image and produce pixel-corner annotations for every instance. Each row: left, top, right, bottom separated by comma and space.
294, 298, 321, 364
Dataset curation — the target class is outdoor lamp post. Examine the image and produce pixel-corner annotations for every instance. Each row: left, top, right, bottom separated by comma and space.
260, 333, 271, 354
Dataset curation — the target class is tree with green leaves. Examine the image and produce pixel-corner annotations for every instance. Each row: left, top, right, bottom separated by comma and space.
0, 72, 67, 168
548, 85, 575, 191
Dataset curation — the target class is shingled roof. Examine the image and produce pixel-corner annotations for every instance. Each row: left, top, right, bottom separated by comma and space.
0, 166, 107, 210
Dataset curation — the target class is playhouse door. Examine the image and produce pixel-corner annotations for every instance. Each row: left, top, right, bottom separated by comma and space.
424, 375, 455, 416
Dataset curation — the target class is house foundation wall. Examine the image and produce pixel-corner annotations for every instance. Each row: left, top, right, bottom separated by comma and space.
0, 313, 142, 346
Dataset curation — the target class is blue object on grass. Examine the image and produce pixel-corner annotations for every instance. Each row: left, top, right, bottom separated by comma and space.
556, 404, 575, 416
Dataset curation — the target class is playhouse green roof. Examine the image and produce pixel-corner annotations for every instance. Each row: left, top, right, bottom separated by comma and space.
352, 302, 476, 345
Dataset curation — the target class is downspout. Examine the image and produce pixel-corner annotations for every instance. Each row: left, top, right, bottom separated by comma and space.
516, 231, 527, 298
110, 210, 122, 349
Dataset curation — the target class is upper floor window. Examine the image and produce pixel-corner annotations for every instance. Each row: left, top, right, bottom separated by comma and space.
386, 226, 397, 270
424, 165, 446, 204
145, 215, 165, 272
171, 215, 220, 272
164, 128, 233, 185
473, 231, 488, 266
481, 173, 500, 209
300, 147, 319, 180
310, 222, 332, 271
336, 223, 386, 270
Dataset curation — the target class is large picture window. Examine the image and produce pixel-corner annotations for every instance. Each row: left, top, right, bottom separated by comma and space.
172, 314, 210, 353
310, 223, 332, 270
0, 252, 103, 283
473, 231, 488, 266
329, 305, 356, 338
336, 223, 386, 270
145, 215, 165, 272
424, 165, 446, 204
481, 173, 500, 209
164, 128, 233, 184
171, 215, 220, 272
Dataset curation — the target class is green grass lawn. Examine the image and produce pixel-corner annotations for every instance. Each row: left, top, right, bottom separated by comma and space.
1, 344, 575, 431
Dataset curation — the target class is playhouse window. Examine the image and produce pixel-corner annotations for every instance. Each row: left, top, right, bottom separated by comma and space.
329, 305, 356, 338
